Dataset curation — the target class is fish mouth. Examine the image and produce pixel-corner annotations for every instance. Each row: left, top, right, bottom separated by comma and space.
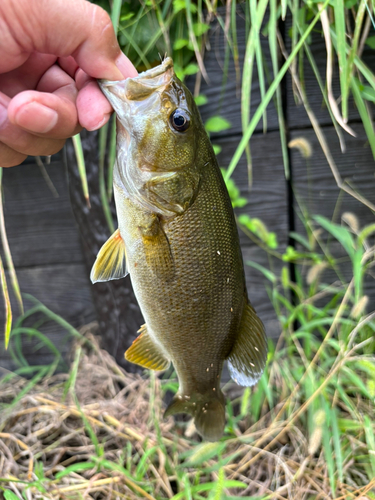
98, 57, 174, 105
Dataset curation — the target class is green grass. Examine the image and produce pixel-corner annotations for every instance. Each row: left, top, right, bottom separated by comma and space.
1, 1, 375, 498
0, 211, 374, 498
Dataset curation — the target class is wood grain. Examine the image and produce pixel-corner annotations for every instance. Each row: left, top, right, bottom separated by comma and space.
0, 263, 96, 371
217, 131, 289, 339
290, 124, 375, 305
1, 160, 84, 268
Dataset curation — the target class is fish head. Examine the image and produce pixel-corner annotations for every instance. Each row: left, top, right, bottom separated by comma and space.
99, 58, 203, 215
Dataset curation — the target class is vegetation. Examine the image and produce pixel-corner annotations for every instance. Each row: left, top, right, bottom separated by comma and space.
1, 0, 375, 498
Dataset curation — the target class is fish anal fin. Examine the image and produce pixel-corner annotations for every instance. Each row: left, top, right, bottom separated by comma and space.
90, 229, 128, 283
125, 324, 170, 371
227, 300, 268, 387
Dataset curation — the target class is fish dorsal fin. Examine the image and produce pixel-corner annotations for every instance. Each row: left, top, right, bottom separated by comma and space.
227, 301, 268, 387
125, 324, 170, 371
90, 229, 128, 283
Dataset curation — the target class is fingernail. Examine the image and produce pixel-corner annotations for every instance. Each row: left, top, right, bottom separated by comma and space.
116, 52, 138, 79
15, 102, 58, 133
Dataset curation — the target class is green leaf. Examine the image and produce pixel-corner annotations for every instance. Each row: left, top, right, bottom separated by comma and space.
289, 232, 312, 250
366, 36, 375, 49
184, 63, 199, 75
334, 0, 348, 120
182, 442, 226, 467
245, 260, 277, 283
4, 491, 20, 500
314, 215, 355, 258
193, 22, 210, 37
212, 144, 222, 155
205, 116, 231, 133
55, 462, 97, 479
174, 38, 188, 50
120, 12, 134, 21
364, 415, 375, 477
194, 95, 208, 106
321, 400, 336, 496
233, 197, 247, 208
361, 85, 375, 102
173, 0, 197, 14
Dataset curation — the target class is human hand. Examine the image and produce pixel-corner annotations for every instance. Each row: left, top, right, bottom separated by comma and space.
0, 0, 137, 167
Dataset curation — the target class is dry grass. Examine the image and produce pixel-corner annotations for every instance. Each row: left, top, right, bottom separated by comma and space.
1, 318, 374, 500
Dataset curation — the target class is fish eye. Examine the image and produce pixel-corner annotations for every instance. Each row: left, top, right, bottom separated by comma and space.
170, 109, 190, 132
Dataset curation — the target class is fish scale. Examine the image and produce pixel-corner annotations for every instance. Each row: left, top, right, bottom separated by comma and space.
91, 57, 268, 441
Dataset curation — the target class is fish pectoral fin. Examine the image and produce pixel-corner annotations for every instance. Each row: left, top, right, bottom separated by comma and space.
226, 301, 268, 387
90, 229, 128, 283
125, 324, 170, 371
140, 217, 175, 281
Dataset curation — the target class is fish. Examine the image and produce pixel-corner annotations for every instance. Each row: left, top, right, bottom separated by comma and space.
91, 57, 267, 441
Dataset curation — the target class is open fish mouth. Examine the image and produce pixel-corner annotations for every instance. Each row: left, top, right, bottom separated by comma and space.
98, 57, 174, 104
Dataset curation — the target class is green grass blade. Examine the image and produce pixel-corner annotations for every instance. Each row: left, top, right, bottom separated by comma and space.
345, 0, 367, 99
111, 0, 122, 36
0, 169, 23, 316
269, 0, 289, 179
72, 134, 90, 208
71, 133, 90, 207
107, 117, 117, 201
330, 407, 343, 485
225, 0, 330, 181
364, 415, 375, 478
0, 254, 11, 349
351, 77, 375, 160
321, 400, 336, 496
99, 125, 115, 233
334, 0, 348, 121
55, 462, 97, 479
330, 28, 375, 93
63, 345, 82, 401
241, 0, 268, 185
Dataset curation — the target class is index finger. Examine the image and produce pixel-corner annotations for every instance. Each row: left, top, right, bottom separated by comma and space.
1, 0, 137, 80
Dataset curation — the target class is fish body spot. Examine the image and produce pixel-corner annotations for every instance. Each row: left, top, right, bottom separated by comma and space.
217, 251, 221, 255
255, 346, 259, 351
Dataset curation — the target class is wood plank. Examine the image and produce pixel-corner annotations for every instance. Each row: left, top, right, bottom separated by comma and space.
1, 159, 84, 268
0, 263, 96, 371
291, 124, 375, 225
290, 124, 375, 304
216, 131, 289, 339
186, 4, 279, 138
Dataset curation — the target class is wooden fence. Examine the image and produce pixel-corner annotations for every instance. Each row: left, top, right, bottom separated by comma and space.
1, 9, 374, 371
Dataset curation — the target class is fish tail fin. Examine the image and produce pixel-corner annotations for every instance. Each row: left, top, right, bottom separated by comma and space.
164, 392, 226, 442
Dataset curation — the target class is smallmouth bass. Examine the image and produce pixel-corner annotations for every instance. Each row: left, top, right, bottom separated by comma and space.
91, 58, 267, 441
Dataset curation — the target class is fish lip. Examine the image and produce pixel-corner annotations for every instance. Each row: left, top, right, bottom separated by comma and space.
98, 57, 174, 96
